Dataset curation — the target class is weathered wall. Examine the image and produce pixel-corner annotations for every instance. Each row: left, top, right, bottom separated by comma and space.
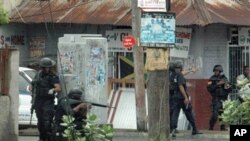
0, 24, 28, 66
186, 24, 229, 79
26, 24, 112, 58
0, 49, 19, 141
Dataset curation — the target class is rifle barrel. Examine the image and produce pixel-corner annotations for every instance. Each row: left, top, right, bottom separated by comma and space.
90, 102, 115, 108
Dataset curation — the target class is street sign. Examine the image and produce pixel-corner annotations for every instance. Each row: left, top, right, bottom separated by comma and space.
138, 0, 167, 12
122, 35, 136, 48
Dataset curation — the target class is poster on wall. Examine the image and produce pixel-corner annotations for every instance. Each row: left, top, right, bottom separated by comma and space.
238, 27, 250, 46
138, 0, 167, 12
170, 27, 192, 58
29, 37, 45, 58
140, 12, 175, 48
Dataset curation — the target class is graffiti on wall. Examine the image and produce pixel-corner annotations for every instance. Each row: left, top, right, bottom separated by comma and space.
183, 56, 203, 71
60, 49, 74, 74
87, 41, 106, 86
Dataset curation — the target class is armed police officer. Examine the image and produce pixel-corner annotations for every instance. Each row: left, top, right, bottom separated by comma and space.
54, 88, 91, 141
207, 65, 231, 130
30, 57, 61, 141
170, 62, 202, 137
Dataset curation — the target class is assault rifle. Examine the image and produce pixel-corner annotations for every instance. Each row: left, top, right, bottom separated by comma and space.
68, 98, 116, 109
30, 71, 41, 126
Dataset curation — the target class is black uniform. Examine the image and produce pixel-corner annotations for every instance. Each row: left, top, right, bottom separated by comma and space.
32, 70, 59, 141
54, 97, 87, 141
170, 72, 199, 134
207, 74, 231, 130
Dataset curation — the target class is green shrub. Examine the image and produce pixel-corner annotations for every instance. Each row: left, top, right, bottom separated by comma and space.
221, 95, 250, 125
61, 114, 113, 141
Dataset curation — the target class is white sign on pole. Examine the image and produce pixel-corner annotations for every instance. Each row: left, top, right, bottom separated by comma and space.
106, 29, 132, 52
138, 0, 166, 12
170, 28, 192, 58
238, 27, 250, 46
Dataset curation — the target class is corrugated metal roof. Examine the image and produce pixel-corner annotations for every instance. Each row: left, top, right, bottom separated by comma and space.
9, 0, 250, 26
172, 0, 250, 26
10, 0, 132, 26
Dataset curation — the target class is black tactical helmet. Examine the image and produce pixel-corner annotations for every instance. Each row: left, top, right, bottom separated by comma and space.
213, 65, 223, 72
39, 57, 56, 68
68, 88, 82, 100
174, 61, 183, 68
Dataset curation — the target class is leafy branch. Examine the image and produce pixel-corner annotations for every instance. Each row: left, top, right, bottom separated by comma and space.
0, 3, 9, 24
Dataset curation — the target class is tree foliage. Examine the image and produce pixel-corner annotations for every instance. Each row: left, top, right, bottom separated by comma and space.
0, 3, 9, 25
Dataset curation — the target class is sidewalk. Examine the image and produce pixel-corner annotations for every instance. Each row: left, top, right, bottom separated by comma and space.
114, 130, 229, 141
19, 128, 230, 141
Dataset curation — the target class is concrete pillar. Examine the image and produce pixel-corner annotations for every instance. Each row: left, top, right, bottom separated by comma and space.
0, 49, 19, 141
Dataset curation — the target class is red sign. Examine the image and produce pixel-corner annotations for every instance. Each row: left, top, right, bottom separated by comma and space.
122, 35, 136, 48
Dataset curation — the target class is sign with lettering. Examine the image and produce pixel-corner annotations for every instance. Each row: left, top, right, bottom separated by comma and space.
122, 35, 136, 48
0, 34, 25, 48
140, 12, 176, 48
170, 27, 192, 58
106, 29, 132, 52
239, 27, 250, 46
138, 0, 166, 12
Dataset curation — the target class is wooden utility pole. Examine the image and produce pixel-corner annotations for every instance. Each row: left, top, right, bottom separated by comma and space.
147, 69, 170, 141
141, 0, 170, 141
131, 0, 147, 131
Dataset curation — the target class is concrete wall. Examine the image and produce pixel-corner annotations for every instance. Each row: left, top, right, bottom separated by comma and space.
0, 49, 19, 141
186, 24, 229, 79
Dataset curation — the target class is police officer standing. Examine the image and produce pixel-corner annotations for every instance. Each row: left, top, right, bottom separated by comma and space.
54, 89, 91, 141
31, 57, 61, 141
207, 65, 231, 130
170, 62, 202, 137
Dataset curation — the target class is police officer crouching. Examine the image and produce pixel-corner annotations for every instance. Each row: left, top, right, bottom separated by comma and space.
54, 88, 91, 141
170, 62, 202, 137
207, 65, 232, 130
31, 57, 61, 141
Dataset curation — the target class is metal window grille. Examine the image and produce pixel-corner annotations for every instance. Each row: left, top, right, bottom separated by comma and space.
229, 46, 250, 83
228, 27, 250, 83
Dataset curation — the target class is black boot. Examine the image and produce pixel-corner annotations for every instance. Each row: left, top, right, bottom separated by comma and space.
209, 125, 214, 130
171, 129, 177, 137
192, 127, 203, 135
209, 119, 215, 130
220, 125, 226, 131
